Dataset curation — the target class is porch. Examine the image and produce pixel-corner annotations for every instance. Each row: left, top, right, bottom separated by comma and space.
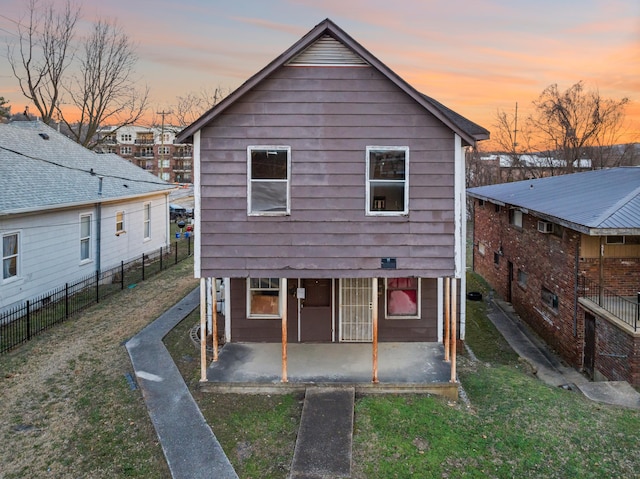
199, 342, 458, 399
579, 275, 639, 331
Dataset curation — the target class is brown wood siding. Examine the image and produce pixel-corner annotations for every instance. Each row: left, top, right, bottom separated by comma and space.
378, 278, 438, 341
200, 66, 456, 279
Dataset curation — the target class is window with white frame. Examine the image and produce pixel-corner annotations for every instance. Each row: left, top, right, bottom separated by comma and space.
120, 146, 132, 155
158, 146, 170, 156
160, 172, 170, 181
247, 278, 282, 318
2, 232, 19, 280
157, 159, 170, 168
385, 277, 421, 319
248, 146, 290, 215
80, 214, 92, 262
120, 133, 132, 142
366, 146, 409, 215
143, 203, 151, 239
116, 211, 125, 234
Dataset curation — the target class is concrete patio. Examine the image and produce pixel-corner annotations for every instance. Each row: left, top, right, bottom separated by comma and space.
199, 342, 459, 399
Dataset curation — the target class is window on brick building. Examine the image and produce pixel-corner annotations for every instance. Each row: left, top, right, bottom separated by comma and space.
478, 242, 486, 256
494, 252, 500, 265
509, 209, 523, 228
541, 286, 558, 312
517, 269, 528, 287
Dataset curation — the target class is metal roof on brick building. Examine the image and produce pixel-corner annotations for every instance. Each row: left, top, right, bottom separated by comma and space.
467, 167, 640, 234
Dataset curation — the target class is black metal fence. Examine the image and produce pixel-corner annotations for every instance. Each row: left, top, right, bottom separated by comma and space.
578, 275, 639, 331
0, 237, 192, 354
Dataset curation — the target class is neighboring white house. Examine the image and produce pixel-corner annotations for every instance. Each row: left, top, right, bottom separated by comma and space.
0, 121, 175, 311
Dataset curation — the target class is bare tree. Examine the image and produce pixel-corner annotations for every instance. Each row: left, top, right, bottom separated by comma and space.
528, 81, 629, 171
0, 97, 10, 121
8, 0, 79, 125
173, 87, 228, 127
61, 19, 148, 148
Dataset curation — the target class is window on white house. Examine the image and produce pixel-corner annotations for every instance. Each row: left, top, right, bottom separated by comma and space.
143, 203, 151, 239
510, 209, 523, 228
385, 277, 420, 319
247, 278, 282, 318
2, 232, 19, 280
121, 133, 132, 142
80, 214, 92, 262
116, 211, 125, 234
248, 146, 290, 215
366, 147, 409, 215
541, 286, 559, 312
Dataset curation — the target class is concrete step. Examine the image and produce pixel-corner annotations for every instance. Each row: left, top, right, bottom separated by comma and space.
289, 387, 355, 479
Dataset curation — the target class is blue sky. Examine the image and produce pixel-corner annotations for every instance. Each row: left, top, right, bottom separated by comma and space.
1, 0, 638, 142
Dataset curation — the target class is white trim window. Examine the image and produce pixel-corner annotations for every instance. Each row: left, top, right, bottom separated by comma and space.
2, 231, 19, 281
247, 278, 283, 318
366, 146, 409, 215
143, 203, 151, 239
247, 146, 291, 215
385, 277, 421, 319
116, 211, 125, 234
80, 214, 92, 262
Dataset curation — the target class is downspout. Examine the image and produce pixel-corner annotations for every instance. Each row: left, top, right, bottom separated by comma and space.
454, 134, 466, 340
96, 176, 103, 273
573, 236, 579, 336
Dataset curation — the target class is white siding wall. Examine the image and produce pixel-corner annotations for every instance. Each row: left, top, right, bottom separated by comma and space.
0, 194, 169, 311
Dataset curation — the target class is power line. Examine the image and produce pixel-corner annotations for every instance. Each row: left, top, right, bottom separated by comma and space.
0, 145, 171, 187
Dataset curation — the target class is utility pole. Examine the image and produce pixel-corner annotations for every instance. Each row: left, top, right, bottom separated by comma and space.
157, 110, 172, 181
513, 102, 519, 151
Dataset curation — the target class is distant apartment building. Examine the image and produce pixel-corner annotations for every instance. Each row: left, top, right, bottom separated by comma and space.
97, 125, 192, 183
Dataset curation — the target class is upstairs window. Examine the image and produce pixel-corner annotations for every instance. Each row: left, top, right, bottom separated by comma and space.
509, 209, 523, 228
366, 147, 409, 215
248, 146, 290, 215
2, 232, 19, 280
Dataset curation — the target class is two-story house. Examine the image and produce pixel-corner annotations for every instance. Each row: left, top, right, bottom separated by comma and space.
468, 167, 640, 386
177, 19, 488, 385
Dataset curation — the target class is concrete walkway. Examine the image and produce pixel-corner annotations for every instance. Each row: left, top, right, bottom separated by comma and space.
489, 299, 640, 409
289, 387, 355, 479
125, 287, 238, 479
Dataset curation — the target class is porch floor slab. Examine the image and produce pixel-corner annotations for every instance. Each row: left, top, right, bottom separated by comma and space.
201, 342, 457, 398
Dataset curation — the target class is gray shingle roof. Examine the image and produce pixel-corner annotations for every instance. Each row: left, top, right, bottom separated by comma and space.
0, 122, 173, 214
467, 167, 640, 234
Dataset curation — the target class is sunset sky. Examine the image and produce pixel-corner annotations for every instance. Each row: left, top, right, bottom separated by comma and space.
1, 0, 639, 146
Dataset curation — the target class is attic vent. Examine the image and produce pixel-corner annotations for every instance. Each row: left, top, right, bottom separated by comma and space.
38, 133, 49, 140
287, 35, 368, 66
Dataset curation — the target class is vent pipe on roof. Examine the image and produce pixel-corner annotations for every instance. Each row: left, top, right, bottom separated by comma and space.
38, 133, 49, 140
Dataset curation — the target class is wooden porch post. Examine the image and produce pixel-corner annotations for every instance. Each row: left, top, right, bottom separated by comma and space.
444, 277, 451, 362
372, 277, 379, 384
450, 278, 457, 383
199, 278, 207, 382
211, 278, 218, 362
281, 278, 288, 383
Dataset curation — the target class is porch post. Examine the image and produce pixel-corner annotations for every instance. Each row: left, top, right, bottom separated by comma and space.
281, 278, 288, 383
450, 278, 457, 383
444, 277, 450, 362
211, 277, 218, 362
199, 278, 207, 382
372, 277, 379, 384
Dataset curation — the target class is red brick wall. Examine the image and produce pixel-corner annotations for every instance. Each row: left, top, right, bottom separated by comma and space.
580, 258, 640, 297
585, 308, 640, 386
472, 199, 583, 365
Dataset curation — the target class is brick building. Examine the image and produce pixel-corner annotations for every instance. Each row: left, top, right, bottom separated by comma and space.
97, 125, 193, 184
468, 168, 640, 386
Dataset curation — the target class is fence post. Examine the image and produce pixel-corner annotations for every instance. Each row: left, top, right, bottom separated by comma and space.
65, 283, 69, 319
26, 300, 31, 341
96, 270, 100, 303
175, 240, 178, 264
188, 235, 191, 256
121, 261, 124, 290
160, 246, 163, 271
142, 253, 145, 281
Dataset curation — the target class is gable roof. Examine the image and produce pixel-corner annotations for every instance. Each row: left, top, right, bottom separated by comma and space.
467, 167, 640, 235
0, 121, 173, 216
177, 18, 489, 146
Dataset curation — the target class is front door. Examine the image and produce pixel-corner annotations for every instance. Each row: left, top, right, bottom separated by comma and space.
339, 278, 373, 342
299, 279, 333, 342
584, 313, 596, 379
